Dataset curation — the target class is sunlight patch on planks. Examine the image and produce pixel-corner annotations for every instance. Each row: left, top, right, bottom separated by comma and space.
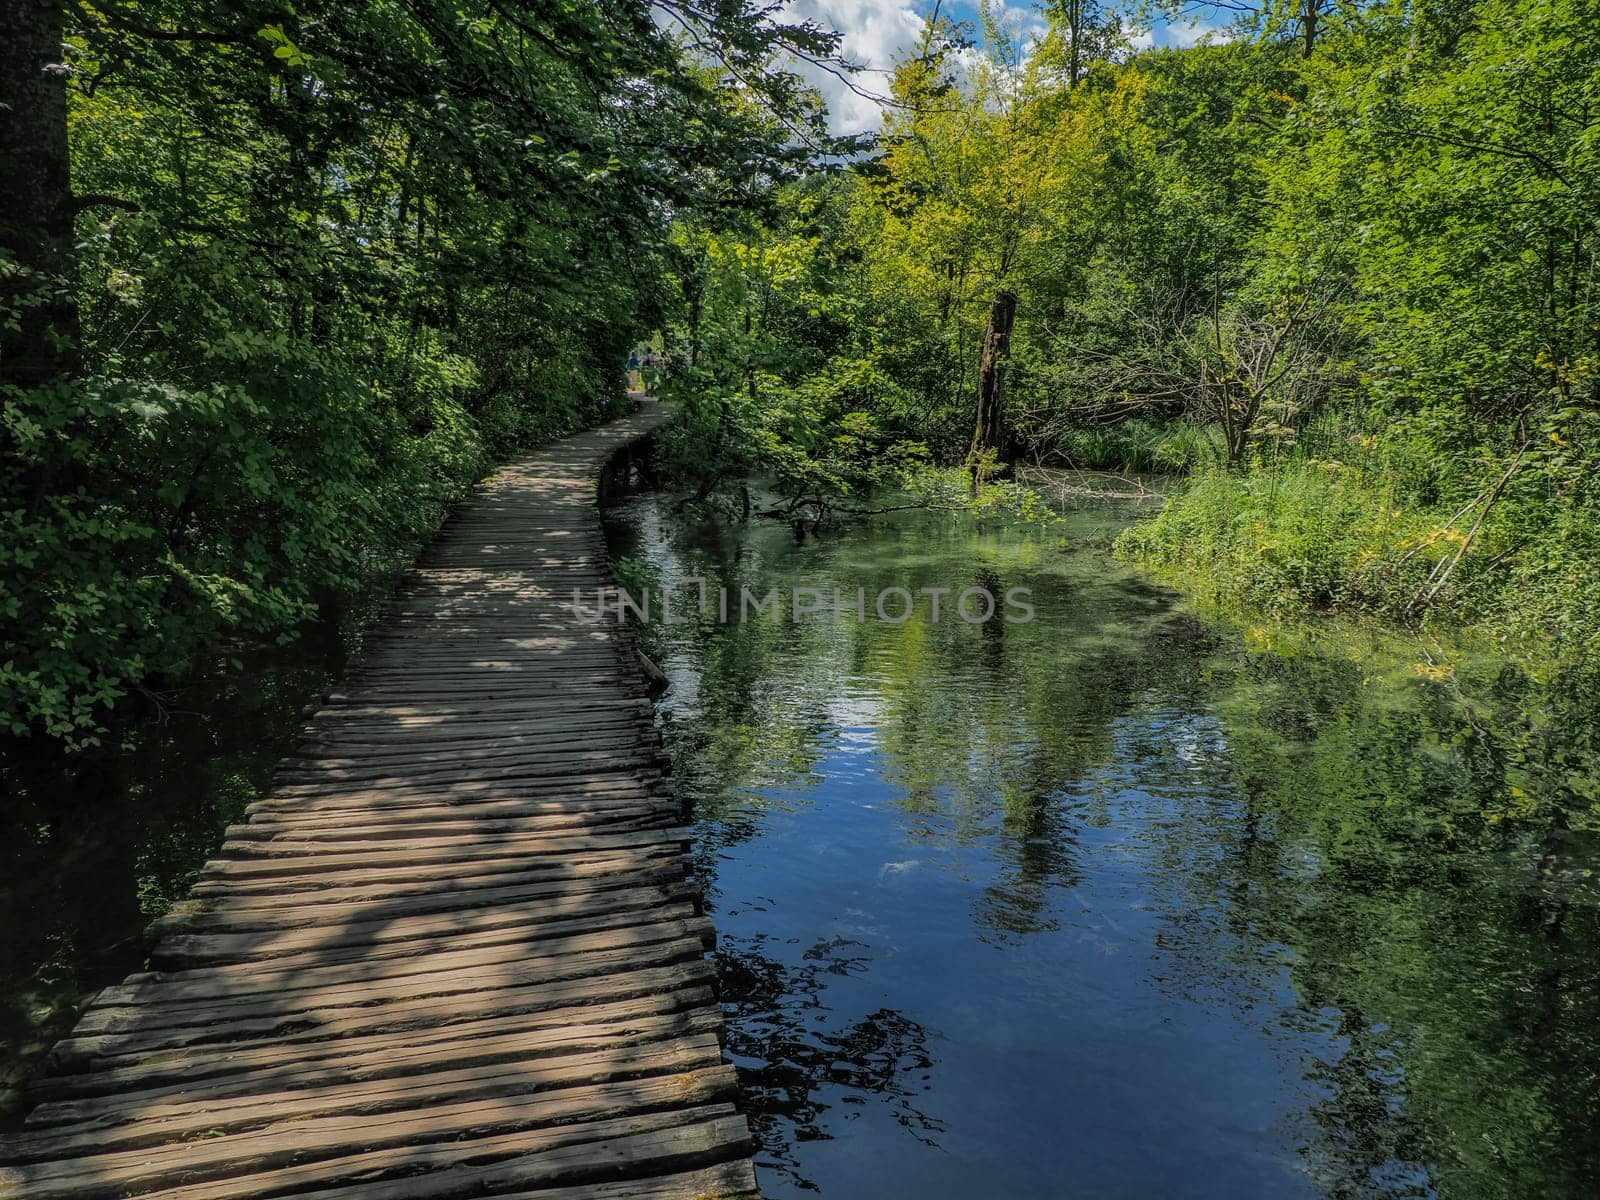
0, 401, 761, 1200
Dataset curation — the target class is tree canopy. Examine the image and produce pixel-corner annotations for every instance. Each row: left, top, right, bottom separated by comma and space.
655, 0, 1600, 657
0, 0, 842, 744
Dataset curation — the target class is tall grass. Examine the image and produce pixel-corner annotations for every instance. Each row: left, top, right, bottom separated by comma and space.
1114, 452, 1600, 656
1060, 420, 1224, 474
1115, 461, 1442, 617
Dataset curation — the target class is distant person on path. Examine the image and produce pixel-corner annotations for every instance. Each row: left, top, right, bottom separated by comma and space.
627, 350, 640, 391
642, 349, 659, 394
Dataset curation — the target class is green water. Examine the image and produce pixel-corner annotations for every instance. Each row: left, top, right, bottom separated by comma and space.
0, 630, 346, 1126
604, 492, 1600, 1199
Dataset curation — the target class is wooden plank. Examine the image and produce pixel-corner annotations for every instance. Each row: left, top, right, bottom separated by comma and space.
163, 861, 691, 922
69, 934, 710, 1041
150, 888, 703, 969
248, 787, 666, 821
5, 1037, 730, 1162
202, 825, 687, 875
267, 763, 663, 799
68, 944, 714, 1061
223, 807, 676, 844
185, 848, 687, 901
2, 1088, 745, 1199
496, 1161, 761, 1200
27, 999, 722, 1116
6, 402, 756, 1198
283, 733, 656, 768
99, 918, 714, 1011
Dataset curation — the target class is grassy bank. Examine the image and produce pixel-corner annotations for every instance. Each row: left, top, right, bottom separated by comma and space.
1057, 419, 1223, 475
1115, 455, 1600, 660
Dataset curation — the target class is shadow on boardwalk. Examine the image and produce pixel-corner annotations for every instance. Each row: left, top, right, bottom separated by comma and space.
0, 403, 760, 1199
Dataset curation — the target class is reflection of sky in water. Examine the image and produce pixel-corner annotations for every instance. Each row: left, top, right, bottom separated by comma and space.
605, 493, 1600, 1200
717, 737, 1333, 1198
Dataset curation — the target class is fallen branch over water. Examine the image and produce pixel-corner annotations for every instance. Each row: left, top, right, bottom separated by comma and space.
1016, 466, 1169, 503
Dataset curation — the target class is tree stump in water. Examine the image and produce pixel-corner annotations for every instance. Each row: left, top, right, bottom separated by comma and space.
968, 287, 1018, 493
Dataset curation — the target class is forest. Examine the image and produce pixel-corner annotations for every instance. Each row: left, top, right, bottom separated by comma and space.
1, 0, 841, 746
655, 0, 1600, 660
4, 3, 1600, 1195
5, 0, 1597, 753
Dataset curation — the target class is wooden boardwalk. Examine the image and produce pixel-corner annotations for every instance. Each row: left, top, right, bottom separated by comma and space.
1, 401, 760, 1199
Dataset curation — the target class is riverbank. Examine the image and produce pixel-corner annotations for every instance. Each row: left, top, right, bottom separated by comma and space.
1113, 457, 1600, 662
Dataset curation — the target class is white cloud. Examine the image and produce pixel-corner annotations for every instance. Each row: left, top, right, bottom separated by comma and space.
982, 1, 1049, 41
783, 3, 1240, 131
1162, 17, 1226, 48
784, 1, 929, 134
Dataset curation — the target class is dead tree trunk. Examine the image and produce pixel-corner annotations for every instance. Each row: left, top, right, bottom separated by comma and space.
0, 0, 80, 390
967, 288, 1018, 493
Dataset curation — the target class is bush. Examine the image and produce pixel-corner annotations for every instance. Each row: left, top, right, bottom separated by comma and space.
1060, 419, 1224, 474
1116, 461, 1445, 616
1115, 449, 1600, 657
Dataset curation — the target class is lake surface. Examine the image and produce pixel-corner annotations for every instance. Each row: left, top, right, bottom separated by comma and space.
603, 492, 1600, 1200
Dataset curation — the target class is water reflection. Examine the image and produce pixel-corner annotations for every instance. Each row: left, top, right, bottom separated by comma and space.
605, 494, 1600, 1200
719, 932, 941, 1193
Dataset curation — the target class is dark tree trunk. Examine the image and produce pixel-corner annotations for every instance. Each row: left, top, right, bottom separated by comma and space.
684, 258, 705, 367
1066, 0, 1084, 86
1302, 1, 1320, 58
0, 0, 80, 389
967, 288, 1018, 492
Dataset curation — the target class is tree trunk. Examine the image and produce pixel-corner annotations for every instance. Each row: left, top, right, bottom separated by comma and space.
967, 288, 1018, 492
1067, 0, 1084, 86
1301, 1, 1319, 58
0, 0, 80, 389
684, 257, 705, 367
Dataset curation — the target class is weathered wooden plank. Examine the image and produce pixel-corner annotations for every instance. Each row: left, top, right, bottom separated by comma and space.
224, 811, 675, 847
267, 762, 663, 799
149, 895, 704, 973
2, 1086, 744, 1198
269, 752, 662, 790
283, 733, 656, 769
201, 825, 687, 875
186, 848, 686, 902
7, 402, 756, 1198
308, 696, 650, 721
6, 1037, 730, 1162
27, 1002, 721, 1121
100, 918, 714, 1010
244, 779, 663, 816
297, 711, 649, 746
165, 861, 692, 922
31, 987, 721, 1108
495, 1161, 760, 1200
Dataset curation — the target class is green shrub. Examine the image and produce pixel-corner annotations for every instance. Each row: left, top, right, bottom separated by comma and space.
1116, 450, 1600, 657
1116, 461, 1446, 616
1061, 420, 1223, 474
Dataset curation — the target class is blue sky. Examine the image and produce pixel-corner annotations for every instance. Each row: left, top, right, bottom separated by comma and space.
785, 1, 1234, 133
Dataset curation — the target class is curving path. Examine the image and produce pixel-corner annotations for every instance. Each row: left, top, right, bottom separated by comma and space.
0, 400, 760, 1199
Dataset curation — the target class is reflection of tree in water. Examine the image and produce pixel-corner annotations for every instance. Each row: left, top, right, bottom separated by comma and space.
628, 494, 1227, 946
716, 932, 943, 1193
615, 493, 1600, 1197
1297, 1003, 1435, 1199
881, 610, 1220, 943
1143, 641, 1600, 1199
